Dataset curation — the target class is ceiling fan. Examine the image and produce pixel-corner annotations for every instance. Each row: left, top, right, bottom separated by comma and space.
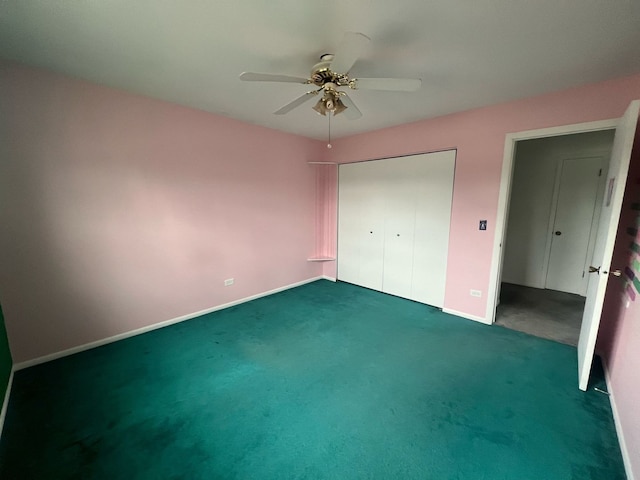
239, 32, 422, 120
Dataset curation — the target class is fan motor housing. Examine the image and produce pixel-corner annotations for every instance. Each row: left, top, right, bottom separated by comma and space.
310, 59, 349, 87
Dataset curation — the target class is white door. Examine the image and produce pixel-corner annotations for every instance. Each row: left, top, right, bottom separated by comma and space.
337, 151, 455, 307
337, 164, 364, 285
358, 162, 387, 291
577, 100, 639, 391
411, 151, 456, 306
545, 156, 605, 295
382, 160, 417, 298
337, 161, 386, 290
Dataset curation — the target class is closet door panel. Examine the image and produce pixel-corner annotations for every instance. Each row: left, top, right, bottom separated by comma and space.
381, 160, 417, 298
382, 223, 415, 297
337, 164, 363, 285
337, 161, 385, 290
357, 161, 386, 290
411, 151, 455, 307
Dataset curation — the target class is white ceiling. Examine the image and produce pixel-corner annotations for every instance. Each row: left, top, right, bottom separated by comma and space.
1, 1, 640, 140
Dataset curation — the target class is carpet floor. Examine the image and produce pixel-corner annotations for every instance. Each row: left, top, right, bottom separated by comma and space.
0, 280, 625, 479
496, 283, 585, 346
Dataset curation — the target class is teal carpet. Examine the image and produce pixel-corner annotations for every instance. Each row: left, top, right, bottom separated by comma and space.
0, 280, 625, 479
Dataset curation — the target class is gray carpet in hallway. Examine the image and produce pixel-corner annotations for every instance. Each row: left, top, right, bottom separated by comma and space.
495, 283, 585, 346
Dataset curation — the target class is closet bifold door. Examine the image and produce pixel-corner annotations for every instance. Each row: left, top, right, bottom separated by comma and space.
410, 151, 455, 307
358, 160, 386, 290
337, 150, 455, 308
337, 162, 362, 285
337, 160, 385, 290
381, 158, 417, 299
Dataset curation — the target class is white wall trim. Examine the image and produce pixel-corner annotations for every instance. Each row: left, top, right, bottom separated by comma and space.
485, 118, 619, 324
0, 368, 15, 440
603, 357, 636, 480
504, 119, 620, 142
14, 276, 326, 371
322, 275, 337, 282
442, 308, 490, 325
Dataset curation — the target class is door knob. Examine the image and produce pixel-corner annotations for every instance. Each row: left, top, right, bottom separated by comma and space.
609, 269, 622, 277
588, 266, 600, 274
554, 231, 562, 235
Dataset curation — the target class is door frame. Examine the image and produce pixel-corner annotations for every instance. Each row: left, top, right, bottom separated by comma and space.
486, 118, 618, 324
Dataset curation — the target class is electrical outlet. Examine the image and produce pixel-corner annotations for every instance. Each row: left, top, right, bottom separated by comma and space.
224, 278, 234, 286
470, 289, 482, 297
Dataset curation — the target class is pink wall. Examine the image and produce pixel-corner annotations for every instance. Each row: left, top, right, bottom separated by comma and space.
324, 74, 640, 319
1, 62, 640, 472
597, 130, 640, 478
604, 300, 640, 478
4, 65, 638, 349
0, 63, 323, 363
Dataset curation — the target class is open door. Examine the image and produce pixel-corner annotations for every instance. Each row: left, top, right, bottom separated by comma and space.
577, 100, 640, 391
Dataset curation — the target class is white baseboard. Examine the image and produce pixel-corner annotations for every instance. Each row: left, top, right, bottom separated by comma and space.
322, 275, 337, 282
0, 368, 15, 440
442, 308, 491, 325
15, 276, 326, 371
603, 358, 635, 480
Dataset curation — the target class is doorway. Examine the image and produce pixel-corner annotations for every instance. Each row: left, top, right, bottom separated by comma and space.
495, 130, 615, 345
487, 101, 639, 391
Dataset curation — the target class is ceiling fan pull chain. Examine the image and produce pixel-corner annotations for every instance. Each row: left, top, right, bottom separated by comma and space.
327, 113, 332, 149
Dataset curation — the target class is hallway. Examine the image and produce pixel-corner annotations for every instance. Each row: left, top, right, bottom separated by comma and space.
495, 283, 585, 346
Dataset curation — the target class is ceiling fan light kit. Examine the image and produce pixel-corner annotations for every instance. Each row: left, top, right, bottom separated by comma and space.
311, 85, 348, 117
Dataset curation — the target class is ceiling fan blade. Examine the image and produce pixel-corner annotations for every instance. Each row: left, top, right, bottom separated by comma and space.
329, 32, 371, 74
274, 91, 319, 115
352, 77, 422, 92
340, 93, 362, 120
239, 72, 309, 84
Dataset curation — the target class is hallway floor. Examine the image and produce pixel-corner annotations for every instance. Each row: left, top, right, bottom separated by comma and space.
495, 283, 585, 346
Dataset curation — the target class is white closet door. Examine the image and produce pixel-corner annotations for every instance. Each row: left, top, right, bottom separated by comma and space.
337, 161, 385, 290
358, 161, 386, 290
338, 150, 455, 308
411, 151, 455, 307
382, 159, 417, 298
337, 164, 362, 285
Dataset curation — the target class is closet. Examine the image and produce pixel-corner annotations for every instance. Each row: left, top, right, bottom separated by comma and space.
337, 150, 455, 307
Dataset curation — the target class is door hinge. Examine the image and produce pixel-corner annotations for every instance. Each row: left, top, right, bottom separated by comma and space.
582, 271, 585, 278
598, 169, 602, 177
